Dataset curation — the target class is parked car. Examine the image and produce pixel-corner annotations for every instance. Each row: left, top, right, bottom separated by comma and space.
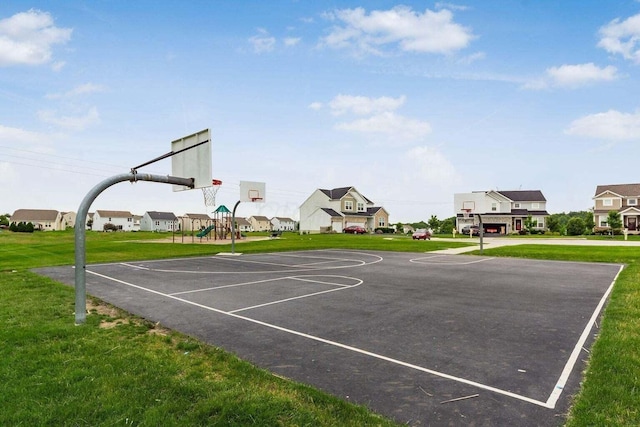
343, 225, 366, 234
412, 228, 431, 240
461, 225, 480, 235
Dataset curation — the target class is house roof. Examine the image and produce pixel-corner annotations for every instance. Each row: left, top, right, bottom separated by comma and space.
321, 208, 343, 217
11, 209, 59, 222
250, 215, 270, 221
366, 206, 385, 215
235, 217, 251, 226
594, 183, 640, 198
272, 217, 295, 222
145, 211, 177, 220
183, 213, 211, 220
96, 210, 133, 218
320, 186, 374, 204
496, 190, 546, 202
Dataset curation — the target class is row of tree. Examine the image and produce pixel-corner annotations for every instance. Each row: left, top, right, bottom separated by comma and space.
398, 210, 620, 236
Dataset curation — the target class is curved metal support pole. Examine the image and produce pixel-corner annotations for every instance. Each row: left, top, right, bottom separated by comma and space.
231, 200, 241, 254
74, 172, 193, 324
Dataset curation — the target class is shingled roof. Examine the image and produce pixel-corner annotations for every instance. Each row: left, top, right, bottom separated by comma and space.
11, 209, 59, 222
320, 186, 373, 204
594, 183, 640, 198
497, 190, 546, 202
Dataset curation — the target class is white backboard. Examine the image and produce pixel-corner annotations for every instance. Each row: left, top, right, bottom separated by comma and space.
239, 181, 266, 203
171, 129, 212, 192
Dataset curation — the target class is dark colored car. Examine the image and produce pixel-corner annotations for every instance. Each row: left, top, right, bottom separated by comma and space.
343, 225, 366, 234
461, 225, 480, 235
412, 229, 431, 240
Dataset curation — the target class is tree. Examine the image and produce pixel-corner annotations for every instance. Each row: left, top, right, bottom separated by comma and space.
607, 210, 622, 234
566, 217, 586, 236
547, 215, 561, 233
427, 215, 440, 233
439, 216, 456, 235
524, 215, 537, 234
0, 213, 9, 226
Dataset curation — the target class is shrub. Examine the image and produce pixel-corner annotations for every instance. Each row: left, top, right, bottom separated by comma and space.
566, 217, 586, 236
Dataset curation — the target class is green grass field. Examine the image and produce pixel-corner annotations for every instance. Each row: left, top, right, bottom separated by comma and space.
1, 229, 638, 425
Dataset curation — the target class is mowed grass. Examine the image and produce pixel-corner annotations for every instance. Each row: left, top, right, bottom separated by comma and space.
0, 229, 465, 426
2, 230, 639, 425
473, 244, 640, 426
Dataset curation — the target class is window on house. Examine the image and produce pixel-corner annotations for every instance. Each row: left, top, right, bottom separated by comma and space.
378, 217, 385, 227
600, 220, 608, 226
514, 203, 520, 208
628, 198, 638, 206
345, 201, 353, 211
537, 220, 544, 228
532, 203, 540, 209
128, 218, 132, 222
357, 202, 365, 212
491, 203, 497, 211
155, 221, 160, 226
603, 199, 613, 206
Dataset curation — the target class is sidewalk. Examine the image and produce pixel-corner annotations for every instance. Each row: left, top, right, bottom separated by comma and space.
430, 236, 640, 254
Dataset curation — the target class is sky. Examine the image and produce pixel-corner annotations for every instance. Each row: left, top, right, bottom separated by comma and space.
1, 1, 640, 223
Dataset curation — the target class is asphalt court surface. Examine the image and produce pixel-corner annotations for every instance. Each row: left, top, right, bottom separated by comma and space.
36, 250, 623, 426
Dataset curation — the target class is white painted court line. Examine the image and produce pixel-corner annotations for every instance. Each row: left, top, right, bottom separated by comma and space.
409, 255, 495, 265
85, 268, 556, 408
169, 274, 356, 296
228, 276, 362, 314
118, 250, 383, 275
544, 264, 624, 408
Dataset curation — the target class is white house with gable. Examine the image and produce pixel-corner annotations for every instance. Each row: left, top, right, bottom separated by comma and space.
92, 210, 135, 231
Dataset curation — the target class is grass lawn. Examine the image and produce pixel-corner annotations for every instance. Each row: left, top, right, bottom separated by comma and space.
1, 229, 639, 425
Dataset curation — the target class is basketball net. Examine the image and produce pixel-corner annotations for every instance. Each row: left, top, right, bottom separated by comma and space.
202, 179, 222, 211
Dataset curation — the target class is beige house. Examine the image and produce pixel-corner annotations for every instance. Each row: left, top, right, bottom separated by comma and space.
249, 215, 271, 232
235, 217, 253, 232
593, 183, 640, 234
9, 209, 71, 231
179, 213, 213, 232
299, 186, 390, 233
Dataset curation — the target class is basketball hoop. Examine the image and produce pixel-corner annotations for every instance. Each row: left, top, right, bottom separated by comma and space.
462, 209, 472, 219
248, 189, 263, 202
202, 179, 222, 209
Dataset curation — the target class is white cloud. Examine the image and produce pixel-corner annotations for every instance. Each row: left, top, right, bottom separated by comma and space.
249, 29, 276, 53
404, 145, 459, 185
45, 83, 106, 100
328, 94, 406, 115
546, 63, 618, 87
335, 111, 432, 140
0, 9, 72, 67
566, 109, 640, 140
308, 102, 323, 110
284, 37, 301, 47
0, 124, 43, 143
38, 106, 100, 131
320, 6, 474, 55
524, 63, 618, 90
598, 13, 640, 63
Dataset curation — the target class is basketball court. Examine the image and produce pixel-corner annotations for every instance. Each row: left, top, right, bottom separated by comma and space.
36, 249, 623, 425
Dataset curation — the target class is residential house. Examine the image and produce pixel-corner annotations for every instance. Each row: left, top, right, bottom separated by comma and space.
593, 183, 640, 234
10, 209, 68, 231
60, 212, 77, 229
299, 186, 390, 233
140, 211, 178, 232
92, 210, 135, 231
235, 217, 253, 232
249, 215, 271, 232
271, 217, 296, 232
179, 213, 212, 232
454, 190, 549, 234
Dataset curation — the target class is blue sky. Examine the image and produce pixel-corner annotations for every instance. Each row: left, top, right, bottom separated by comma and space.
1, 1, 640, 223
